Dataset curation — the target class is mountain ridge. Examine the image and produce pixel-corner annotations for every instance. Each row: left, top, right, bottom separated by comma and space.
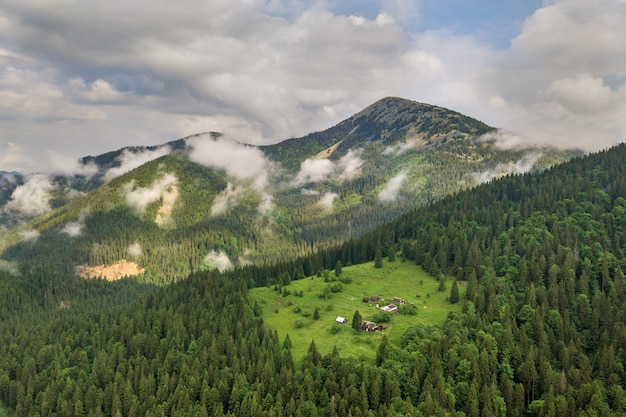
0, 97, 577, 283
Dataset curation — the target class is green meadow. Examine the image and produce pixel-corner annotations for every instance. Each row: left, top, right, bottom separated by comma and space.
248, 257, 465, 363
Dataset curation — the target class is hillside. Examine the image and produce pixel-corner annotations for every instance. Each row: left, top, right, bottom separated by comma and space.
0, 97, 576, 283
0, 143, 624, 416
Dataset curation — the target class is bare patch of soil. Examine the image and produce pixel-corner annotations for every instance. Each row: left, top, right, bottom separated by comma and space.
76, 260, 145, 281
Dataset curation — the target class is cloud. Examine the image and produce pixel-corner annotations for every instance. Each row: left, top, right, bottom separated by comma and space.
0, 142, 29, 172
294, 149, 364, 186
187, 134, 271, 186
378, 171, 408, 202
124, 173, 178, 215
471, 152, 543, 185
294, 158, 335, 185
187, 134, 274, 212
211, 182, 244, 216
317, 191, 339, 210
61, 220, 84, 237
128, 242, 142, 258
4, 174, 55, 217
477, 130, 531, 150
46, 150, 99, 177
336, 149, 364, 181
201, 250, 234, 272
382, 135, 426, 156
19, 229, 40, 242
543, 74, 615, 114
0, 0, 625, 173
104, 147, 172, 181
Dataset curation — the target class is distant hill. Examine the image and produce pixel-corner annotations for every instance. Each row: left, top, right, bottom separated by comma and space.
0, 97, 576, 283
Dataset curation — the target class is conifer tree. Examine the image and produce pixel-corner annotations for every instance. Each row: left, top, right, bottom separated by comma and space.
334, 260, 342, 276
450, 280, 460, 304
351, 310, 362, 331
374, 245, 383, 268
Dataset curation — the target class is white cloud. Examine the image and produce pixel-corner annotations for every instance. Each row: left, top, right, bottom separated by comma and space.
294, 158, 335, 185
477, 130, 530, 150
543, 74, 615, 114
187, 134, 274, 212
187, 134, 270, 183
104, 147, 172, 181
19, 229, 40, 241
201, 250, 234, 272
336, 149, 364, 181
45, 150, 99, 177
67, 78, 128, 103
124, 173, 178, 215
471, 153, 543, 185
378, 171, 407, 202
128, 242, 142, 257
317, 191, 339, 210
294, 149, 364, 186
4, 174, 55, 217
61, 220, 84, 237
0, 0, 624, 173
0, 142, 29, 171
211, 182, 244, 216
382, 135, 426, 156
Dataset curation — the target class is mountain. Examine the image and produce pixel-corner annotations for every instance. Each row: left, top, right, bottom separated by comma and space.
0, 143, 624, 417
0, 97, 577, 283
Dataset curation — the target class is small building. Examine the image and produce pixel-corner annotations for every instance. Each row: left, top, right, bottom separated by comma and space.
335, 316, 347, 324
362, 297, 370, 303
369, 296, 380, 302
392, 297, 405, 305
380, 304, 398, 314
362, 321, 378, 332
379, 324, 388, 331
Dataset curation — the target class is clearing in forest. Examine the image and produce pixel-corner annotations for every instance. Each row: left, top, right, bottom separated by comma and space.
248, 257, 464, 363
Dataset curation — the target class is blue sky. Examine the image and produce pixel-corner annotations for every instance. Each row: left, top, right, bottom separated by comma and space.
0, 0, 625, 173
331, 0, 544, 46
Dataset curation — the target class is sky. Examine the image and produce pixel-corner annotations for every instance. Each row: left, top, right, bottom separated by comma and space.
1, 0, 625, 174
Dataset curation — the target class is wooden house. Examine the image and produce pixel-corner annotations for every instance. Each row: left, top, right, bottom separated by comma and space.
380, 304, 398, 314
362, 321, 378, 332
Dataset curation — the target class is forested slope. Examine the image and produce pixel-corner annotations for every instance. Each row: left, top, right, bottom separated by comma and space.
0, 98, 575, 284
1, 144, 625, 416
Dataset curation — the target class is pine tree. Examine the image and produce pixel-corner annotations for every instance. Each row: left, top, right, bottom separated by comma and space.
351, 310, 362, 331
450, 280, 460, 304
438, 274, 446, 292
334, 261, 342, 277
374, 245, 383, 268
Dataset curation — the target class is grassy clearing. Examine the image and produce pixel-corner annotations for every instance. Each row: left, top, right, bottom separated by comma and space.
249, 257, 464, 363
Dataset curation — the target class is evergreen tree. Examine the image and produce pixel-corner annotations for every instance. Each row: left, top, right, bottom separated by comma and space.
334, 260, 342, 276
351, 310, 362, 331
438, 274, 446, 292
374, 245, 383, 268
450, 280, 460, 304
